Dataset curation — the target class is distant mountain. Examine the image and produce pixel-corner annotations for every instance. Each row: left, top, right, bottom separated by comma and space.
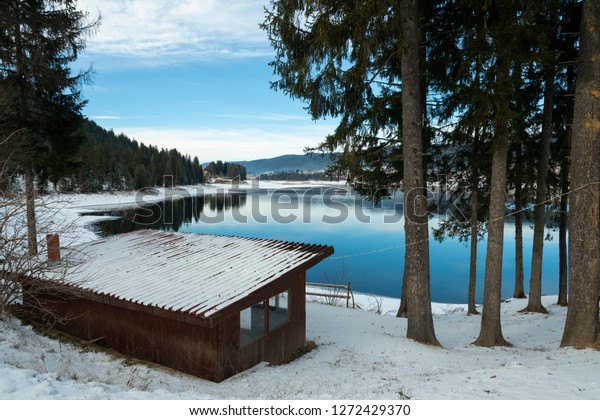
232, 154, 336, 175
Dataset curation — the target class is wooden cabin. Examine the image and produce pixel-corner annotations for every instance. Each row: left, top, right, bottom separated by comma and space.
22, 230, 333, 382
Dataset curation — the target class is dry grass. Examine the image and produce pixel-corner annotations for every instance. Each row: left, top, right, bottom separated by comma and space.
269, 340, 318, 366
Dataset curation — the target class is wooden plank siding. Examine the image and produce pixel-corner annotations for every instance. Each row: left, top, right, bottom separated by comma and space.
23, 286, 222, 381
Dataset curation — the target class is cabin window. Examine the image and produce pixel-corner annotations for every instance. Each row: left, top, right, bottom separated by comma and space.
240, 302, 265, 347
268, 290, 289, 331
240, 289, 291, 346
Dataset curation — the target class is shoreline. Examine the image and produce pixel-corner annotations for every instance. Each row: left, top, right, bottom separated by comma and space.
41, 180, 345, 244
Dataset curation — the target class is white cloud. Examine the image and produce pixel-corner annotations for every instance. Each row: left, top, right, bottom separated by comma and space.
78, 0, 271, 61
113, 125, 336, 162
90, 115, 122, 120
209, 113, 310, 122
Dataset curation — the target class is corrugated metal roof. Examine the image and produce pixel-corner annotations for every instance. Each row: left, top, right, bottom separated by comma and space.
53, 230, 333, 319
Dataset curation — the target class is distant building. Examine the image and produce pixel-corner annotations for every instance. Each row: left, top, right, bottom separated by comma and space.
22, 230, 333, 382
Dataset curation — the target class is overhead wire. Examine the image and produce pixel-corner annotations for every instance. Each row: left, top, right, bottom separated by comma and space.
326, 181, 600, 260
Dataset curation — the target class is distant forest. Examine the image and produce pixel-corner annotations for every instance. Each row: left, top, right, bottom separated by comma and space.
53, 120, 205, 192
258, 171, 327, 181
204, 160, 247, 181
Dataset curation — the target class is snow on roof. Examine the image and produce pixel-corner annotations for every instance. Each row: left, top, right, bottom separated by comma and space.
53, 230, 333, 319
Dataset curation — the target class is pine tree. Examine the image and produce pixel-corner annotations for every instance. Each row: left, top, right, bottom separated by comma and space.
427, 0, 496, 316
262, 0, 440, 344
0, 0, 97, 254
555, 0, 581, 307
400, 0, 439, 345
511, 141, 526, 299
522, 0, 560, 314
473, 1, 514, 347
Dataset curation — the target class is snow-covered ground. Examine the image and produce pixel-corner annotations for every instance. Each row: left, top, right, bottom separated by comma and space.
1, 182, 599, 400
1, 295, 597, 400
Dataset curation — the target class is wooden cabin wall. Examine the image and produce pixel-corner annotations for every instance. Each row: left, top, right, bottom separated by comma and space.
218, 272, 307, 380
23, 287, 222, 382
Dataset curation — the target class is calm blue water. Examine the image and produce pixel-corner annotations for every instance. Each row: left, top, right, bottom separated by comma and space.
95, 187, 560, 304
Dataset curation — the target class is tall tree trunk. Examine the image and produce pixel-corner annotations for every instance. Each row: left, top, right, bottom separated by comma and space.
557, 132, 570, 307
419, 0, 429, 194
560, 0, 600, 348
522, 70, 554, 313
513, 143, 526, 299
558, 54, 575, 307
468, 128, 481, 315
399, 0, 429, 321
25, 165, 38, 256
15, 2, 38, 256
557, 69, 574, 307
399, 0, 439, 346
523, 3, 558, 313
474, 3, 512, 348
468, 179, 480, 315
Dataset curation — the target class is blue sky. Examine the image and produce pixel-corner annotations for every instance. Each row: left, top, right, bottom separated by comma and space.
76, 0, 336, 162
